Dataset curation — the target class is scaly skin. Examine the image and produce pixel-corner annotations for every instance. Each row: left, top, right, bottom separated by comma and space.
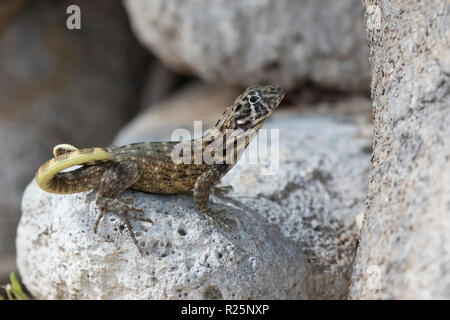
35, 85, 285, 254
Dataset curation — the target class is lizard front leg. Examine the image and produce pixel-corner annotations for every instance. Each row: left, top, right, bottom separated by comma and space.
95, 161, 153, 255
193, 164, 231, 230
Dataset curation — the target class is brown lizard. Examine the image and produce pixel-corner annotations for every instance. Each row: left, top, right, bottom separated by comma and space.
35, 85, 285, 254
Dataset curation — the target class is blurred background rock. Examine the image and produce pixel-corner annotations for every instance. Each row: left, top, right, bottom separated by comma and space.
0, 0, 371, 287
123, 0, 370, 92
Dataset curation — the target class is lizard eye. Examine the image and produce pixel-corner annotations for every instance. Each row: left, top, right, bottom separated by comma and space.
248, 94, 260, 104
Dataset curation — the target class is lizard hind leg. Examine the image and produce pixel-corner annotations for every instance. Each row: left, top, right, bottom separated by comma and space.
94, 161, 153, 255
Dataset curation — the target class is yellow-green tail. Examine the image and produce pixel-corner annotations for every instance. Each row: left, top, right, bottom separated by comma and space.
35, 145, 111, 194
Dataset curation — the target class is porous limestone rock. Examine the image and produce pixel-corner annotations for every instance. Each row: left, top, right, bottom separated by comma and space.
17, 103, 372, 299
122, 0, 370, 92
349, 0, 450, 299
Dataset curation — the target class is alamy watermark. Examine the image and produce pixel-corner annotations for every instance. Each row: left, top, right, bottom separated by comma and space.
366, 265, 382, 291
366, 5, 381, 31
66, 5, 81, 30
170, 121, 280, 175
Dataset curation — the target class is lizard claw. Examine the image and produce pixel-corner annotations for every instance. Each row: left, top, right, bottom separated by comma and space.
201, 208, 231, 232
125, 204, 145, 216
120, 198, 152, 223
214, 185, 233, 194
123, 203, 153, 224
131, 213, 154, 224
93, 210, 105, 234
121, 197, 135, 205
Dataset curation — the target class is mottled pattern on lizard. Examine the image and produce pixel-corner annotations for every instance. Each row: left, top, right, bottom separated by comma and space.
35, 85, 285, 254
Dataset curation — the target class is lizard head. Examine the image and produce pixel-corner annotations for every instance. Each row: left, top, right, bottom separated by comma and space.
213, 85, 285, 133
206, 85, 285, 160
231, 85, 285, 131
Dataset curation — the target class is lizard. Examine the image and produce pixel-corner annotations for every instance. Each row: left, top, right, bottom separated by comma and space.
35, 85, 285, 254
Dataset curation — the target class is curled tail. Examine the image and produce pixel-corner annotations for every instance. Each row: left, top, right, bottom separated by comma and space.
35, 145, 111, 194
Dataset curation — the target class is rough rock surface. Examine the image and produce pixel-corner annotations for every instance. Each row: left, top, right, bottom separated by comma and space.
17, 105, 372, 299
0, 0, 149, 258
349, 1, 450, 299
123, 0, 370, 92
18, 182, 315, 299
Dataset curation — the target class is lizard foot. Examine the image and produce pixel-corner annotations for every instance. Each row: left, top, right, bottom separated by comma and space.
120, 197, 154, 224
200, 208, 231, 232
94, 198, 153, 255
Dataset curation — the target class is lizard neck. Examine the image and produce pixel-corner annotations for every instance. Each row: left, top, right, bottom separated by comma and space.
212, 104, 236, 135
190, 109, 264, 166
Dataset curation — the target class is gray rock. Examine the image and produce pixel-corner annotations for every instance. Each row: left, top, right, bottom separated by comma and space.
349, 1, 450, 299
18, 182, 315, 299
17, 105, 372, 299
0, 0, 149, 259
123, 0, 370, 92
